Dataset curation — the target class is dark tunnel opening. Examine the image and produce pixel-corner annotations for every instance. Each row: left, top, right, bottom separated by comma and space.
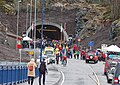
29, 25, 63, 41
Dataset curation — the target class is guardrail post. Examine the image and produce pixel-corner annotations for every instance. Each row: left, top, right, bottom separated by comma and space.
20, 65, 23, 83
25, 65, 28, 81
0, 65, 3, 84
21, 65, 25, 83
22, 65, 25, 82
18, 65, 21, 83
3, 65, 8, 85
8, 65, 12, 85
16, 65, 19, 84
12, 65, 16, 85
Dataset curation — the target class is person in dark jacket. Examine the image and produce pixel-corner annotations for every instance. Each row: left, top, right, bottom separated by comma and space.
39, 58, 48, 85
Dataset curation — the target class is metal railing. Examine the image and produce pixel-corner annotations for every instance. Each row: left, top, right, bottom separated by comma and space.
0, 63, 39, 85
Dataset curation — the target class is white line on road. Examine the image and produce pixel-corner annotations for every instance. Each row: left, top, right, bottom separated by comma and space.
60, 71, 65, 85
88, 75, 98, 84
89, 65, 101, 85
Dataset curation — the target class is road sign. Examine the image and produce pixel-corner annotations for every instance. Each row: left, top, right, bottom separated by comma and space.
88, 41, 94, 47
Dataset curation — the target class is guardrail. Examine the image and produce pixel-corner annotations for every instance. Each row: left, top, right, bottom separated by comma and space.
0, 64, 39, 85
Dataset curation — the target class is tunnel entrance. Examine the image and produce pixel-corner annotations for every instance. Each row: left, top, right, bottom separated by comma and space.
36, 25, 62, 40
27, 22, 68, 41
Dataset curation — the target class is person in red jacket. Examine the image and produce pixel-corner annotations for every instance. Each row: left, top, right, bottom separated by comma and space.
81, 50, 86, 60
101, 52, 106, 61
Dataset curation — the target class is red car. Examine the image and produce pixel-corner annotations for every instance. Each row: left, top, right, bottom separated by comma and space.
85, 51, 98, 63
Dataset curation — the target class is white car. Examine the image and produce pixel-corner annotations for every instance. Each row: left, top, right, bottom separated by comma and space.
47, 54, 56, 64
106, 67, 115, 83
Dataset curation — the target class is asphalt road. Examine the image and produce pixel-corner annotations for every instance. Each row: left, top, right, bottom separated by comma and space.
54, 59, 111, 85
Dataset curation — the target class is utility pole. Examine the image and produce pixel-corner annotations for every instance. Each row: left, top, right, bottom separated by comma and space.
30, 0, 32, 29
26, 4, 30, 31
40, 0, 44, 62
34, 0, 37, 60
16, 0, 21, 50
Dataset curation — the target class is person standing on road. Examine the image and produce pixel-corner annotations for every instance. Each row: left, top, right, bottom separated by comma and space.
39, 58, 48, 85
70, 47, 73, 58
55, 47, 60, 64
27, 58, 37, 85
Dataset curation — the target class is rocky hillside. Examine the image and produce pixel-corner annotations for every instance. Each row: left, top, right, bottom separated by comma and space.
0, 0, 120, 61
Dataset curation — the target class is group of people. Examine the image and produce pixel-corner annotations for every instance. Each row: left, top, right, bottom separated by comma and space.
27, 58, 47, 85
54, 42, 73, 65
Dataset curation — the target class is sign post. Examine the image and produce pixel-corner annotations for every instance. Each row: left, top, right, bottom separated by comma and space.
19, 49, 22, 64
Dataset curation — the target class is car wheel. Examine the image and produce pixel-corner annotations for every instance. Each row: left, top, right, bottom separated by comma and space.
107, 79, 111, 83
95, 60, 98, 63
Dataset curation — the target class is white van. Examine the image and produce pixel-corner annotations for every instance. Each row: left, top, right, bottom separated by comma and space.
44, 47, 55, 64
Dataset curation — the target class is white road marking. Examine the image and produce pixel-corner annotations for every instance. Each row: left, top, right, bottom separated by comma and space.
60, 71, 65, 85
89, 65, 101, 85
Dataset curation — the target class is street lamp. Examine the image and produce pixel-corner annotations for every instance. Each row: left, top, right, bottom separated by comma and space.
26, 4, 30, 31
16, 0, 21, 50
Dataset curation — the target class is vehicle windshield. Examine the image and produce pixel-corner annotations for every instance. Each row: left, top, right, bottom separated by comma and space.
88, 53, 94, 56
110, 62, 117, 67
45, 51, 53, 54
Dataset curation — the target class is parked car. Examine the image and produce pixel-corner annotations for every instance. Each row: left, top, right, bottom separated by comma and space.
112, 62, 120, 85
85, 51, 98, 63
106, 67, 115, 83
